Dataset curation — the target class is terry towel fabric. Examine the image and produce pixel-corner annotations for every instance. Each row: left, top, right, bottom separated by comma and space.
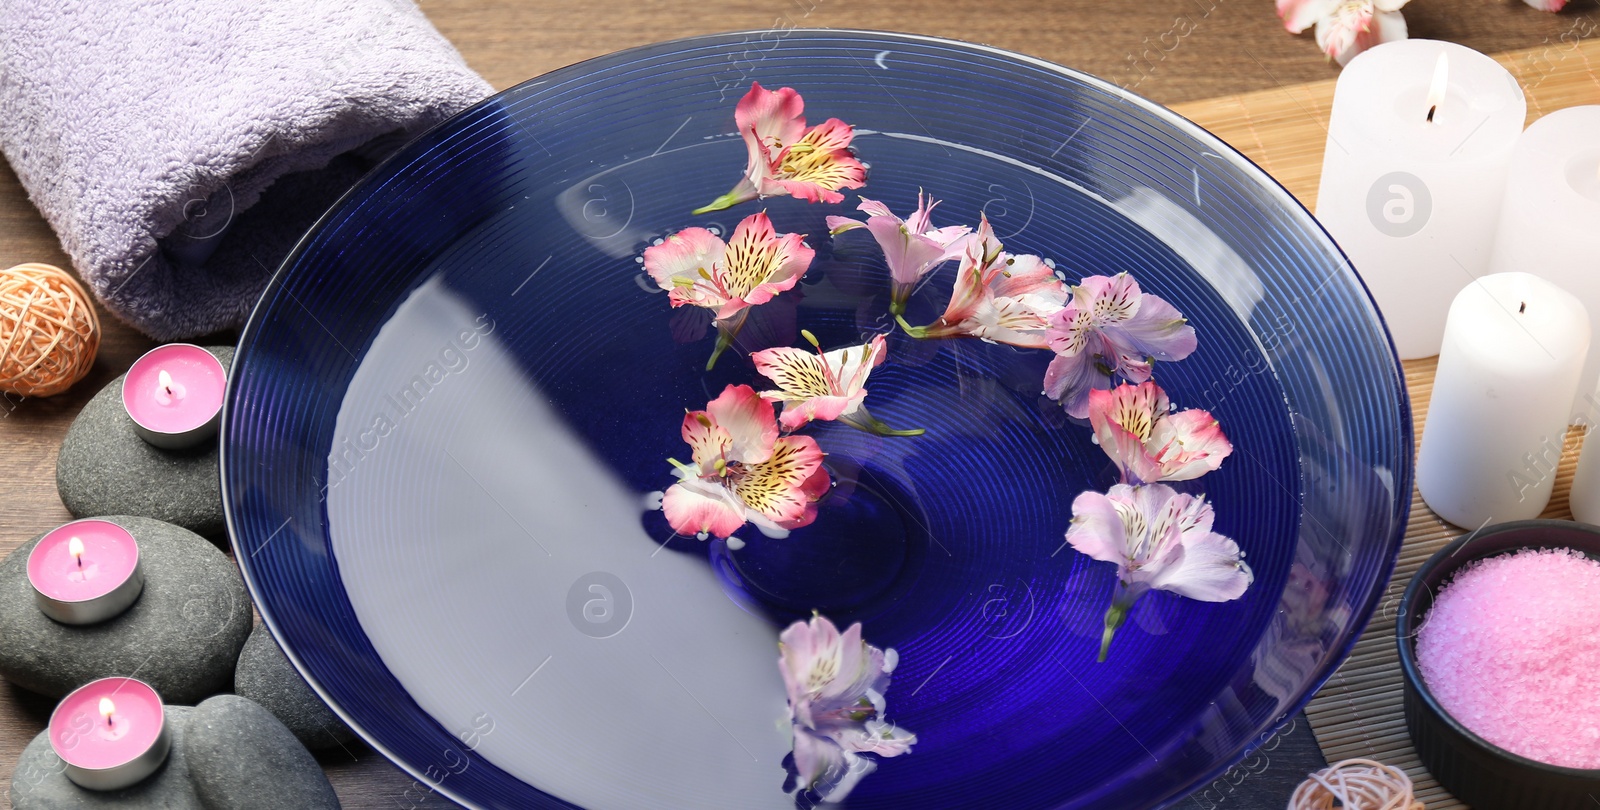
0, 0, 494, 339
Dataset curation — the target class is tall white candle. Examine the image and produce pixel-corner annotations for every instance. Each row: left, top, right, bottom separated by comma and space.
1486, 106, 1600, 423
1417, 273, 1588, 528
1316, 39, 1525, 360
1572, 433, 1600, 525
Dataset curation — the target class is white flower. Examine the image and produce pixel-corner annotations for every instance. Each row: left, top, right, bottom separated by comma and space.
1066, 483, 1252, 661
1278, 0, 1410, 66
779, 615, 915, 801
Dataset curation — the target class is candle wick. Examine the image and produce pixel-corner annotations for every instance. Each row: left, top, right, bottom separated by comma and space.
1425, 105, 1437, 123
1520, 302, 1527, 314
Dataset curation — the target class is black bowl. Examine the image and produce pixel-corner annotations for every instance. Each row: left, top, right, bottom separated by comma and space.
1398, 519, 1600, 809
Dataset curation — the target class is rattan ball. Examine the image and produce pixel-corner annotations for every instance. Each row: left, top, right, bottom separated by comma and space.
0, 263, 100, 397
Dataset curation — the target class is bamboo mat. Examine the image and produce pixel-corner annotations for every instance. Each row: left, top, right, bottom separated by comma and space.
1167, 37, 1600, 808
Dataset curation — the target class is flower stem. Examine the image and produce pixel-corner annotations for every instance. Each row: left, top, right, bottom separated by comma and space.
1097, 585, 1141, 663
889, 290, 908, 317
841, 408, 926, 438
691, 183, 757, 215
706, 311, 750, 371
706, 330, 736, 370
895, 314, 929, 339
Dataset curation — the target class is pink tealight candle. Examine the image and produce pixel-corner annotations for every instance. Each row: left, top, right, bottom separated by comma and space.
26, 519, 144, 625
121, 344, 226, 449
49, 677, 170, 791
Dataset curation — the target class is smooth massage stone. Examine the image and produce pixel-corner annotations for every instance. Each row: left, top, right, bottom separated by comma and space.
9, 705, 202, 809
234, 623, 357, 751
184, 696, 339, 810
0, 516, 251, 702
56, 346, 232, 541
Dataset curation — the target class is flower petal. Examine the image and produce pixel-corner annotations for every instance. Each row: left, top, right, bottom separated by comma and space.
705, 383, 779, 465
642, 228, 729, 309
856, 197, 896, 219
681, 408, 732, 472
823, 335, 886, 396
753, 346, 834, 399
1103, 291, 1197, 366
778, 395, 857, 431
735, 82, 806, 179
723, 213, 815, 304
732, 434, 826, 527
1046, 304, 1094, 357
1148, 525, 1253, 602
661, 479, 747, 539
1364, 9, 1408, 54
1087, 384, 1167, 484
1279, 0, 1336, 33
1043, 349, 1112, 420
1316, 1, 1382, 64
1065, 488, 1130, 567
792, 727, 849, 792
866, 216, 950, 287
841, 719, 917, 757
1148, 407, 1232, 481
826, 215, 868, 234
1078, 273, 1143, 324
966, 295, 1057, 349
991, 254, 1067, 302
776, 118, 867, 204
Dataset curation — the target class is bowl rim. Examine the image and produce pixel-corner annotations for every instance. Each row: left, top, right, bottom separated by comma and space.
1396, 518, 1600, 780
222, 27, 1415, 810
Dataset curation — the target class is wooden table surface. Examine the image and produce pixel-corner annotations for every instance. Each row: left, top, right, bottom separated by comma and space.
2, 1, 1597, 807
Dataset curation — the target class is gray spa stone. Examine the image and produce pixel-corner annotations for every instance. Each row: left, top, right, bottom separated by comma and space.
56, 345, 232, 540
9, 705, 203, 809
233, 623, 356, 751
184, 695, 339, 810
0, 515, 251, 703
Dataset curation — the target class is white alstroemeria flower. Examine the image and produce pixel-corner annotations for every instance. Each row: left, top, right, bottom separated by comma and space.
1067, 483, 1253, 661
827, 191, 970, 314
779, 615, 916, 801
1278, 0, 1410, 66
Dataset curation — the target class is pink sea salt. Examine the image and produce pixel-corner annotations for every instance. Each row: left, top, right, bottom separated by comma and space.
1416, 547, 1600, 769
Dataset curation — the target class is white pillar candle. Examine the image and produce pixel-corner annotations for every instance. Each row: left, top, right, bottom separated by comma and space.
1486, 106, 1600, 423
1572, 433, 1600, 525
1316, 39, 1526, 360
1418, 273, 1588, 528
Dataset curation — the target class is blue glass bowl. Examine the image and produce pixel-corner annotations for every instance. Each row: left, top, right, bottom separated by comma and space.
223, 30, 1411, 810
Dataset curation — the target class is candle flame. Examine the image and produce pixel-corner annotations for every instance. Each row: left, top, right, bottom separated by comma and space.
99, 697, 115, 725
68, 536, 84, 566
1425, 52, 1448, 123
157, 369, 174, 397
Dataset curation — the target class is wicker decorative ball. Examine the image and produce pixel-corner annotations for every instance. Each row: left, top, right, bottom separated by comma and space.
0, 263, 100, 397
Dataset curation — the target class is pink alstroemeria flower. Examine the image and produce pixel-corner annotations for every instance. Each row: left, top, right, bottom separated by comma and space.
661, 385, 829, 540
1067, 483, 1253, 662
1089, 382, 1232, 485
1044, 273, 1197, 419
753, 332, 924, 437
780, 614, 915, 802
1278, 0, 1409, 65
826, 192, 970, 314
642, 211, 815, 369
900, 215, 1069, 349
693, 82, 867, 214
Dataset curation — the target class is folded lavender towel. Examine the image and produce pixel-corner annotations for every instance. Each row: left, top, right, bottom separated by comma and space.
0, 0, 493, 339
